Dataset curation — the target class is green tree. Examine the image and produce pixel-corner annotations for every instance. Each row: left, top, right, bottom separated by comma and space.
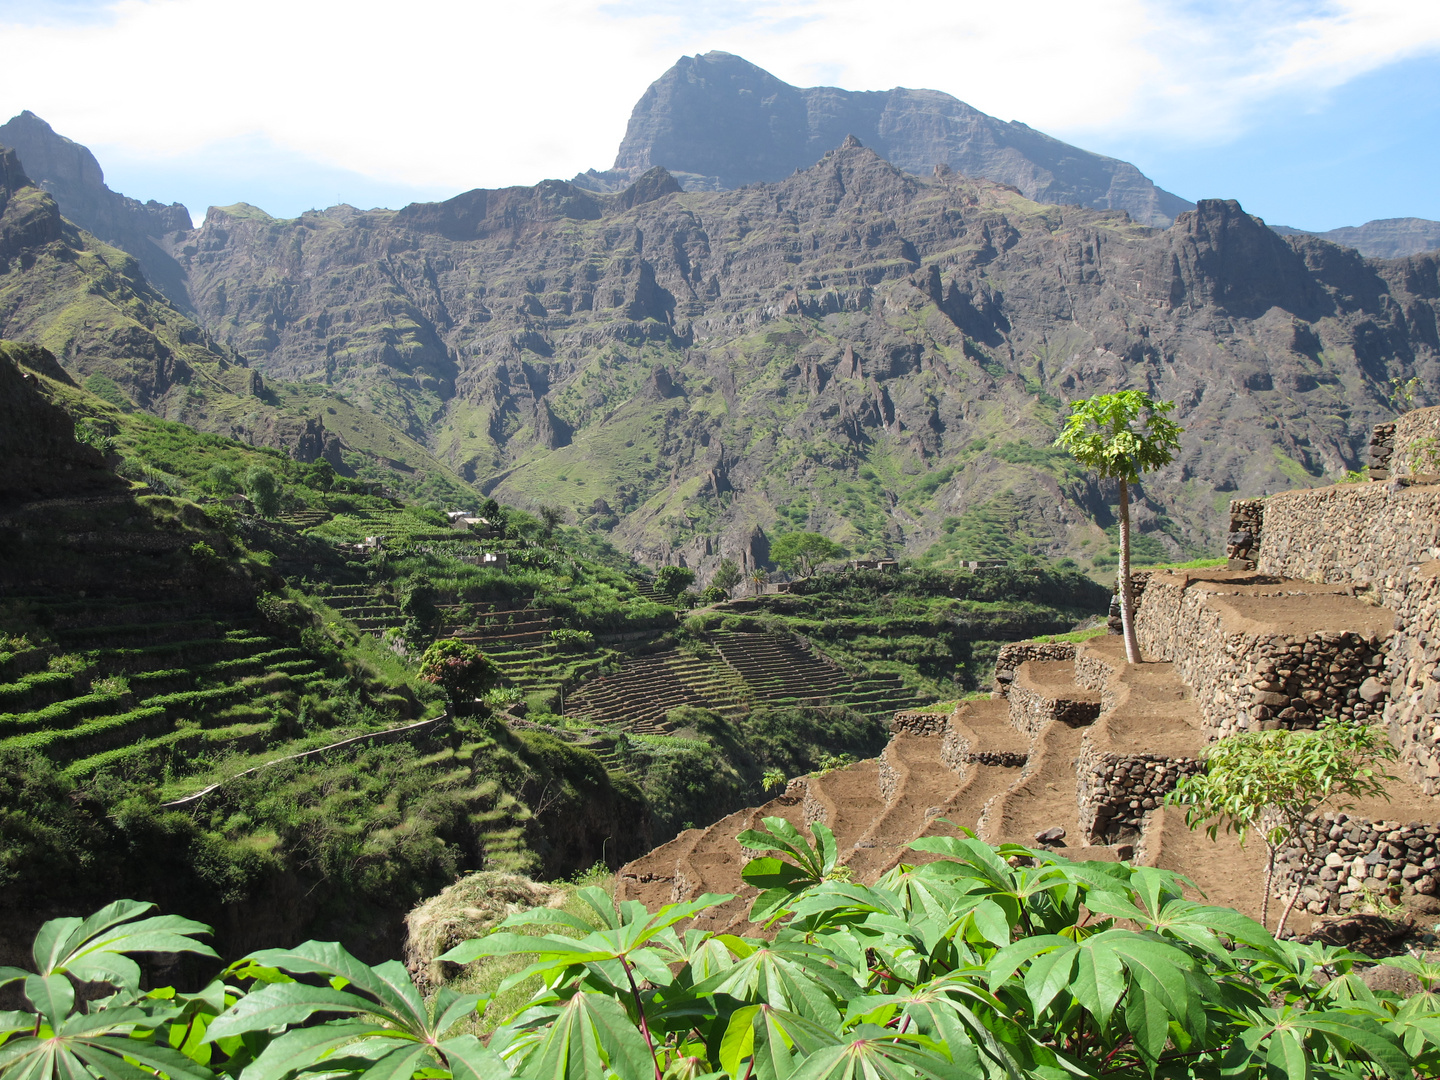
207, 463, 237, 494
1167, 719, 1397, 935
243, 465, 281, 517
770, 531, 844, 577
417, 639, 500, 716
538, 504, 565, 537
1054, 390, 1182, 663
654, 565, 695, 598
305, 459, 336, 491
711, 557, 742, 596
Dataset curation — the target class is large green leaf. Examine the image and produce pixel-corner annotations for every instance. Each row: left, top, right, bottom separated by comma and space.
239, 943, 429, 1034
205, 983, 375, 1040
512, 992, 654, 1080
786, 1026, 966, 1080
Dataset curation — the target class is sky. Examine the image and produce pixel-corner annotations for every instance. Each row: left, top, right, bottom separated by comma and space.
0, 0, 1436, 231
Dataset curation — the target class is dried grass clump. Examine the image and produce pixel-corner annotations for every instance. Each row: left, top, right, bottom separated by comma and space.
404, 870, 562, 987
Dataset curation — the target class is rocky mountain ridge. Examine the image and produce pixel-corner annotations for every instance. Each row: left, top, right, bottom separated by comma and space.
576, 51, 1194, 229
3, 110, 1440, 580
0, 143, 475, 499
0, 111, 193, 308
1273, 217, 1440, 260
152, 144, 1440, 574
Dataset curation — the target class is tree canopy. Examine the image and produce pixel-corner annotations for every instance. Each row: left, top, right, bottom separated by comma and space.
417, 639, 499, 715
770, 531, 845, 577
1054, 391, 1182, 662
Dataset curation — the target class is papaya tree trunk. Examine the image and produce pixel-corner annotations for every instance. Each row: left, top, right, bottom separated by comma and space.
1118, 479, 1141, 664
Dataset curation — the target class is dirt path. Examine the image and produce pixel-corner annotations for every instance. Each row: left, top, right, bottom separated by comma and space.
846, 735, 962, 878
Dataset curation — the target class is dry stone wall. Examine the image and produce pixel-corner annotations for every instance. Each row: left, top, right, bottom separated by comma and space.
1107, 573, 1152, 635
889, 711, 948, 736
1370, 422, 1397, 479
993, 642, 1074, 695
1375, 405, 1440, 479
1227, 499, 1264, 571
1249, 479, 1440, 788
1255, 481, 1440, 586
1077, 750, 1202, 841
1375, 562, 1440, 792
1135, 576, 1388, 738
1007, 677, 1100, 738
1277, 812, 1440, 916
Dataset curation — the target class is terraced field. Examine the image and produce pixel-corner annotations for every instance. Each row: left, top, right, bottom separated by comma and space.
0, 596, 351, 780
562, 630, 916, 733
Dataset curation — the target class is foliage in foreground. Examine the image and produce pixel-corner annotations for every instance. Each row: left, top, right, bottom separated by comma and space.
7, 825, 1440, 1080
1167, 719, 1398, 936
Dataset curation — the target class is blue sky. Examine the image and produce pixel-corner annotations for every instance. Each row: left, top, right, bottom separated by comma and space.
0, 0, 1436, 231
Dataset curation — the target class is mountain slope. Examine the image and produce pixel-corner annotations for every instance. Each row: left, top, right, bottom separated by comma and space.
577, 51, 1193, 228
0, 111, 193, 308
167, 141, 1440, 577
0, 143, 475, 500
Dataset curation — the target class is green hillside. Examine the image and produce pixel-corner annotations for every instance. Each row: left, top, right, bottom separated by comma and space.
0, 339, 1112, 960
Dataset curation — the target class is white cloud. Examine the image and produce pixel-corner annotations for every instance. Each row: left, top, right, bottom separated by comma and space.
1, 0, 1436, 202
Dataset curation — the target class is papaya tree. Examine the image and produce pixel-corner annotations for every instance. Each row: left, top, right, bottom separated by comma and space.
1054, 390, 1183, 663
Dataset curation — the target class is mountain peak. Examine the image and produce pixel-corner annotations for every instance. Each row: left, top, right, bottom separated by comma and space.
0, 111, 192, 308
606, 53, 1192, 227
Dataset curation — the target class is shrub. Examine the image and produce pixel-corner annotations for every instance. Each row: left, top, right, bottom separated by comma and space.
417, 639, 499, 715
549, 628, 595, 650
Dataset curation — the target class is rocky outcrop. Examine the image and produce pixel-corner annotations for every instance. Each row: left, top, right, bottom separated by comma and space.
584, 51, 1192, 228
0, 343, 123, 506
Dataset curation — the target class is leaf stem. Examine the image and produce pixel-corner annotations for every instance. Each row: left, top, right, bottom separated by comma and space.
620, 956, 663, 1080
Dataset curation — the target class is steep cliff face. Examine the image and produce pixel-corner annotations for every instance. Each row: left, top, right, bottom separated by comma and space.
0, 111, 192, 308
0, 341, 122, 507
168, 142, 1440, 572
583, 51, 1193, 228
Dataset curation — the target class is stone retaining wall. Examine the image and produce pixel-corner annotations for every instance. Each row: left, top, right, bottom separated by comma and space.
889, 710, 948, 736
1107, 573, 1152, 635
940, 722, 970, 774
1256, 482, 1440, 586
1007, 678, 1100, 738
1227, 499, 1264, 571
1135, 577, 1388, 739
1376, 563, 1440, 792
1077, 749, 1203, 841
1378, 406, 1440, 478
1370, 422, 1397, 479
1247, 481, 1440, 789
1276, 811, 1440, 917
993, 642, 1074, 695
